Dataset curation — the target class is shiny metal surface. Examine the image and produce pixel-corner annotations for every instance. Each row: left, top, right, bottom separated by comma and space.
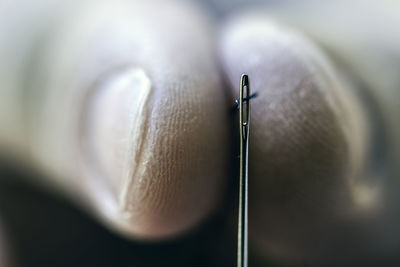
238, 74, 250, 267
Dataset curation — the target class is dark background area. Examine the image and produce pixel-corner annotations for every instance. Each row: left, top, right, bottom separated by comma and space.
0, 164, 238, 267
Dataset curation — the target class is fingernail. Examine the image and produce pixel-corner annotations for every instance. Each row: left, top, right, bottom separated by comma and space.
84, 67, 152, 233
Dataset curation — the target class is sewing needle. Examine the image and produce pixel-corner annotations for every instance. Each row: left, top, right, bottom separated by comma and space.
238, 74, 250, 267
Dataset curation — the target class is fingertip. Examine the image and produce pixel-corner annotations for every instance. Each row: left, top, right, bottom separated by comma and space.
77, 1, 229, 239
219, 14, 369, 260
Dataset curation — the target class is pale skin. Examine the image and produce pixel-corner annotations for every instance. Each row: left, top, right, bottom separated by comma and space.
0, 0, 400, 265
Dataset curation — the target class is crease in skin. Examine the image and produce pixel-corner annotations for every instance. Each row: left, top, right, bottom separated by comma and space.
86, 67, 152, 221
119, 70, 152, 218
1, 0, 227, 239
76, 1, 227, 238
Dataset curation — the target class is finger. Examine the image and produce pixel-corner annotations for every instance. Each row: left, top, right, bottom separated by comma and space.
0, 0, 229, 239
219, 14, 375, 262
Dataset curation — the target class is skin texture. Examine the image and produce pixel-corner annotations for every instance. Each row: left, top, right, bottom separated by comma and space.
219, 15, 379, 262
74, 1, 229, 238
1, 0, 400, 265
0, 0, 228, 238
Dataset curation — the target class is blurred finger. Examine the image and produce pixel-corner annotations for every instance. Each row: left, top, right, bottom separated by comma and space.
219, 14, 376, 263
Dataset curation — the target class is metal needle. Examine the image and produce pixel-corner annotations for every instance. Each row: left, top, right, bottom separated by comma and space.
238, 74, 250, 267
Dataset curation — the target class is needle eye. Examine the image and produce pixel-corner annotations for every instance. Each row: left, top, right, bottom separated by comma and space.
240, 75, 250, 128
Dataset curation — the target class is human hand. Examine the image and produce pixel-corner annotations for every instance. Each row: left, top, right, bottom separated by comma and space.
0, 0, 399, 265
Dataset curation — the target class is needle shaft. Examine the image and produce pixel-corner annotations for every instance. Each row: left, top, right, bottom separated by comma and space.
238, 74, 250, 267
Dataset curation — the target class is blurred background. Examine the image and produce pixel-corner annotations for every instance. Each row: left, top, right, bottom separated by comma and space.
0, 0, 399, 266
